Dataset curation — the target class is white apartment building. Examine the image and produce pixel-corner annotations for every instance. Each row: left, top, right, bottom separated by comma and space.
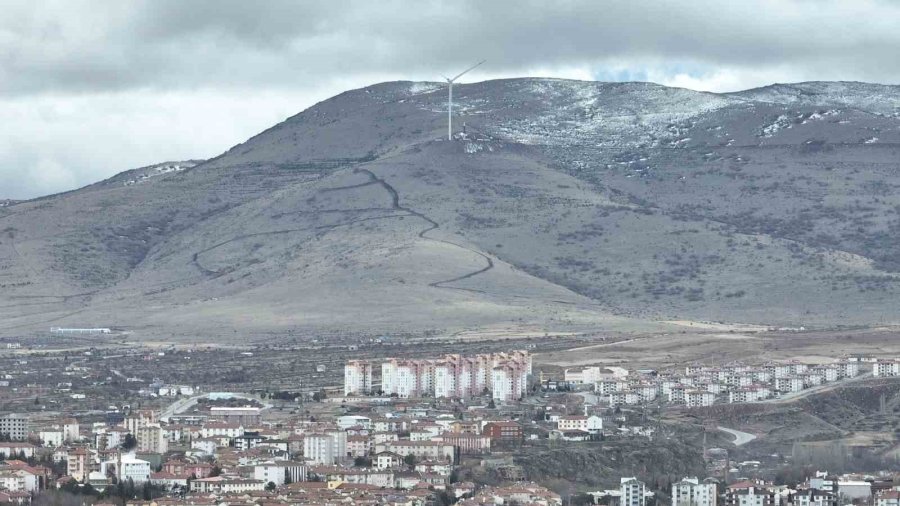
136, 423, 168, 453
304, 433, 335, 465
874, 359, 900, 377
672, 477, 717, 506
686, 390, 715, 407
376, 351, 530, 401
101, 454, 152, 483
775, 376, 804, 393
344, 360, 374, 395
621, 477, 647, 506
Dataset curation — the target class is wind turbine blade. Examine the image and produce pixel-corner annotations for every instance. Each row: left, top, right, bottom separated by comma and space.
450, 59, 486, 82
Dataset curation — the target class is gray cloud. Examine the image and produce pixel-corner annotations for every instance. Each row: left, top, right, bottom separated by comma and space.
2, 0, 899, 198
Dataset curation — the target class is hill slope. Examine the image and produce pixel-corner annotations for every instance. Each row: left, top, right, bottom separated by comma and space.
2, 79, 900, 340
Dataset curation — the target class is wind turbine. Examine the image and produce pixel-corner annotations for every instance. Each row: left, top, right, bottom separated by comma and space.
443, 60, 485, 140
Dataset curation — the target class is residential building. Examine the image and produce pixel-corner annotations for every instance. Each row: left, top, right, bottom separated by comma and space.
672, 477, 717, 506
0, 415, 28, 441
621, 477, 647, 506
344, 360, 374, 395
482, 421, 523, 443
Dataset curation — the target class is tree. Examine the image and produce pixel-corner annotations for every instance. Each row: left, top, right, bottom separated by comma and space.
353, 456, 372, 467
265, 481, 276, 491
312, 389, 327, 402
403, 454, 417, 468
121, 433, 137, 450
209, 465, 222, 477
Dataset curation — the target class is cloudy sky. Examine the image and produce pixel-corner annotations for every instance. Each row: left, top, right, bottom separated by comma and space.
2, 0, 899, 199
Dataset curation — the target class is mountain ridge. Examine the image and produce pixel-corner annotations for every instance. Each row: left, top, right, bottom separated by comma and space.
2, 78, 900, 340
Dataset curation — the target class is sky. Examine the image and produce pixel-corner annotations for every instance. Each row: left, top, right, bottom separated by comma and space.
2, 0, 900, 199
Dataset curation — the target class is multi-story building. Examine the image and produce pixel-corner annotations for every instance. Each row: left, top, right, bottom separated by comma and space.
723, 481, 781, 506
344, 360, 374, 395
621, 477, 647, 506
686, 390, 715, 407
101, 454, 152, 484
135, 423, 168, 453
66, 447, 90, 482
835, 361, 859, 379
672, 477, 717, 506
124, 410, 157, 434
304, 433, 335, 465
482, 421, 523, 443
0, 415, 28, 441
374, 351, 530, 402
874, 359, 900, 377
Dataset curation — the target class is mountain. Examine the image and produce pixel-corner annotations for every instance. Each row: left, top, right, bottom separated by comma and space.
2, 78, 900, 341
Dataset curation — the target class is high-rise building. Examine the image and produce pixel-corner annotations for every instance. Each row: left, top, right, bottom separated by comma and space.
344, 360, 374, 395
355, 351, 531, 402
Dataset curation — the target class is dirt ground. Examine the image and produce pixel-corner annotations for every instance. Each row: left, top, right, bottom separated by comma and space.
536, 326, 900, 369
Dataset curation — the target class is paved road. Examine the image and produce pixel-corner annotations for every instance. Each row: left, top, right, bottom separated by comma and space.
718, 426, 757, 446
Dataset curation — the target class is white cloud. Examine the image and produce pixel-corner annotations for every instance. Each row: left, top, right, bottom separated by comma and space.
2, 1, 900, 197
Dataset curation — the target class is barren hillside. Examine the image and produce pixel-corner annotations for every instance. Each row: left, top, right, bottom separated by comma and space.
2, 79, 900, 340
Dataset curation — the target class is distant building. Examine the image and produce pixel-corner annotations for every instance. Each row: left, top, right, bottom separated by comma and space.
344, 360, 374, 395
0, 415, 28, 441
482, 421, 523, 443
368, 351, 531, 402
50, 327, 111, 335
873, 359, 900, 377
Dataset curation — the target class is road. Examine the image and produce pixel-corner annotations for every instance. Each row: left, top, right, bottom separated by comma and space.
160, 392, 272, 421
718, 426, 757, 446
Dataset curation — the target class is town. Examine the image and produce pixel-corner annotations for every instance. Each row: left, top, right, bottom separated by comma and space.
1, 338, 899, 506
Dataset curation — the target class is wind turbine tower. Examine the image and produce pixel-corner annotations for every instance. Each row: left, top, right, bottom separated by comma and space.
443, 60, 485, 140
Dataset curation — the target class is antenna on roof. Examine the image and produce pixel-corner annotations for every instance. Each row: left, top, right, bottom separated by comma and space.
443, 60, 485, 140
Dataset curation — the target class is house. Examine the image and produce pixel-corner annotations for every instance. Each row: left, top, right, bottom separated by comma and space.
374, 451, 402, 469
